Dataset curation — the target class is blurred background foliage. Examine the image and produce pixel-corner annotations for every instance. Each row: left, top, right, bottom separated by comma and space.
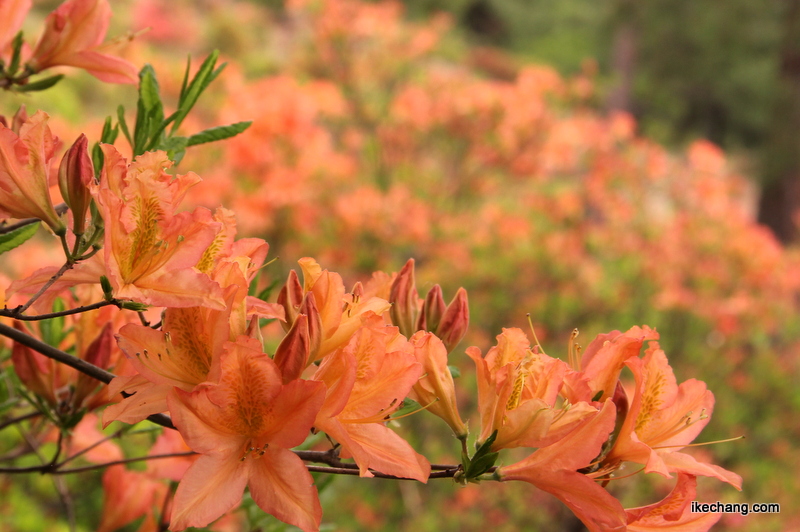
2, 0, 800, 531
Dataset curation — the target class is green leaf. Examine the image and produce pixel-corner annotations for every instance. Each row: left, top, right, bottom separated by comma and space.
8, 32, 23, 75
254, 278, 280, 301
172, 51, 220, 133
117, 105, 132, 146
39, 298, 67, 347
0, 221, 40, 255
133, 65, 163, 156
161, 135, 189, 165
465, 451, 499, 479
448, 365, 461, 379
392, 398, 421, 418
187, 121, 252, 146
100, 115, 119, 145
592, 390, 603, 402
16, 74, 64, 93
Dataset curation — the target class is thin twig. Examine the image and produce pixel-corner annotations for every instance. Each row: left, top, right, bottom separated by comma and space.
15, 262, 73, 314
0, 322, 175, 430
0, 410, 40, 431
0, 322, 116, 383
0, 299, 120, 321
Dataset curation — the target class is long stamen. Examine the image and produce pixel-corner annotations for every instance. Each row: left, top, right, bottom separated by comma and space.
526, 313, 546, 355
648, 409, 709, 446
651, 435, 744, 450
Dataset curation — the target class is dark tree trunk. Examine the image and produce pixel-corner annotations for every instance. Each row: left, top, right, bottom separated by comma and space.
758, 0, 800, 243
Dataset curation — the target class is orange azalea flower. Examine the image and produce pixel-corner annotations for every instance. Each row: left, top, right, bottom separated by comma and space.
0, 0, 30, 56
626, 473, 721, 531
0, 110, 65, 234
312, 314, 430, 481
296, 257, 390, 360
91, 146, 226, 308
599, 341, 742, 489
408, 331, 468, 438
104, 222, 281, 425
29, 0, 138, 84
98, 465, 168, 532
166, 336, 326, 531
9, 146, 228, 308
497, 400, 627, 532
467, 328, 596, 451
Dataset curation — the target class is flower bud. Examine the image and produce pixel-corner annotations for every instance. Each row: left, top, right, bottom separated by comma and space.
298, 292, 322, 360
389, 258, 418, 338
409, 331, 468, 438
417, 284, 446, 332
274, 314, 311, 384
436, 287, 469, 353
58, 134, 94, 235
276, 269, 303, 331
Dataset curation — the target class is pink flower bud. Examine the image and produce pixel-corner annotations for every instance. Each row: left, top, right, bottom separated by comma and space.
273, 314, 311, 383
276, 269, 303, 331
436, 287, 469, 353
298, 292, 322, 360
417, 284, 446, 332
389, 258, 418, 337
58, 134, 94, 235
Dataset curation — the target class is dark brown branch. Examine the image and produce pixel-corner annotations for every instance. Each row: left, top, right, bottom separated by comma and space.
51, 452, 198, 475
0, 410, 40, 431
0, 321, 175, 430
1, 299, 121, 321
0, 321, 116, 383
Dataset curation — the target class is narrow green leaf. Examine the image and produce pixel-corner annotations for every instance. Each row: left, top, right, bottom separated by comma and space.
205, 62, 227, 89
187, 121, 252, 146
138, 65, 161, 113
0, 221, 40, 255
8, 32, 24, 75
116, 106, 132, 148
16, 74, 64, 92
133, 65, 163, 155
144, 110, 179, 152
100, 116, 119, 145
172, 50, 219, 133
162, 135, 189, 164
178, 55, 192, 102
92, 142, 103, 176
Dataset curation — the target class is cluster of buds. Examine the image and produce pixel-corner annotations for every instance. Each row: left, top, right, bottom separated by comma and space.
389, 258, 469, 353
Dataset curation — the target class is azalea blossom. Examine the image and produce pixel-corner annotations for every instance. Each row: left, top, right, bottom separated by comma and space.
28, 0, 138, 84
10, 146, 227, 309
0, 110, 65, 233
597, 340, 742, 489
104, 220, 281, 425
408, 331, 468, 438
312, 313, 431, 481
497, 400, 627, 532
167, 336, 326, 531
626, 473, 722, 531
467, 327, 596, 451
293, 257, 391, 360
